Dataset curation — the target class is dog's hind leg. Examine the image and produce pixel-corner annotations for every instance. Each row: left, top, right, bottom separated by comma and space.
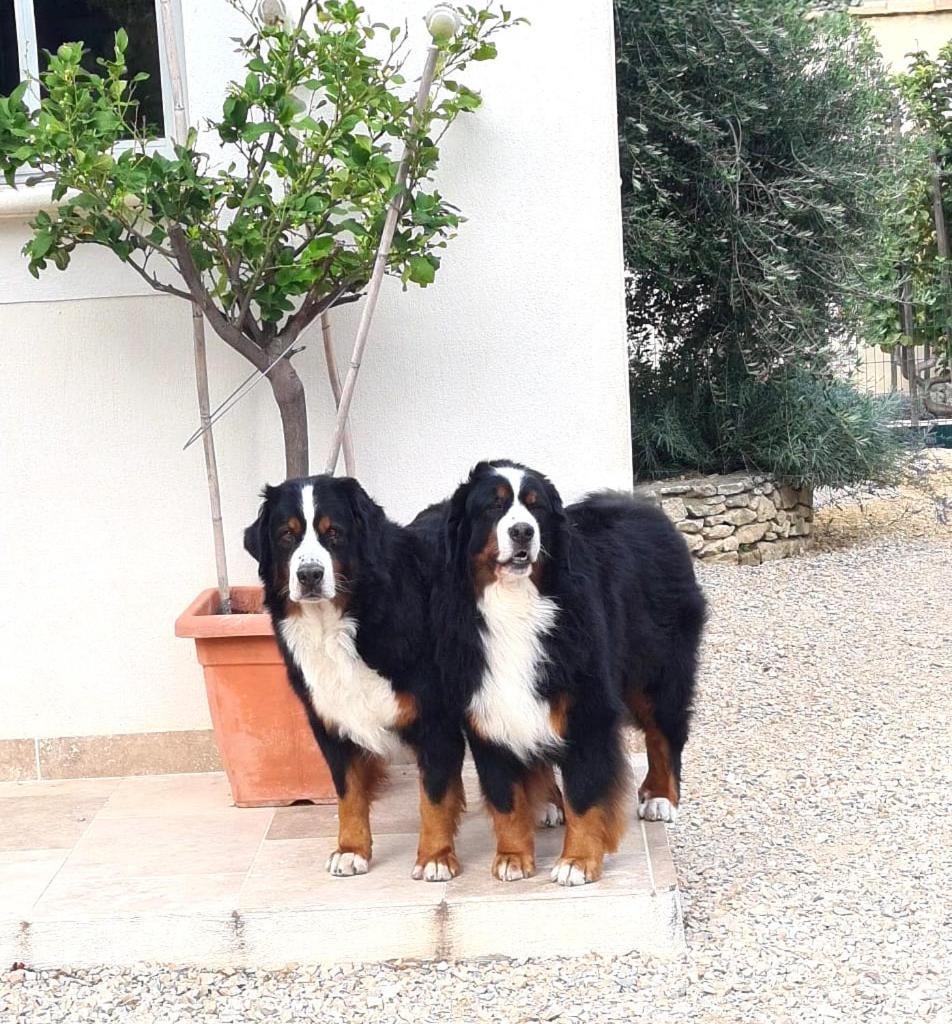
628, 689, 687, 824
528, 762, 565, 828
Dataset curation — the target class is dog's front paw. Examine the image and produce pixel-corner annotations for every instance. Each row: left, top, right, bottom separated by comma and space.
411, 850, 460, 882
550, 856, 602, 886
638, 796, 678, 823
325, 849, 370, 876
492, 852, 535, 881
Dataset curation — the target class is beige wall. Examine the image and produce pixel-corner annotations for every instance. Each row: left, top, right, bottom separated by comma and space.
0, 1, 631, 748
853, 2, 952, 69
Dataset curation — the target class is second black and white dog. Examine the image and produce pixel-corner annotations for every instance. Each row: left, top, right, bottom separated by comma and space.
244, 475, 465, 881
415, 460, 706, 886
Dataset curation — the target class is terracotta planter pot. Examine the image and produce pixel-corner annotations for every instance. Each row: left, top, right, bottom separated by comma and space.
175, 586, 335, 807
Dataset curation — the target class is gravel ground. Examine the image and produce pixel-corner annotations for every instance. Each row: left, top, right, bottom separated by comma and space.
4, 518, 951, 1021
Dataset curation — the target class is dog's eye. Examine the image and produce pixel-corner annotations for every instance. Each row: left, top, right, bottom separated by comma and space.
325, 527, 339, 544
490, 496, 507, 511
278, 531, 296, 548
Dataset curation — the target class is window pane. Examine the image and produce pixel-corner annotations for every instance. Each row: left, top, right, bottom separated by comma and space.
1, 0, 20, 96
33, 0, 164, 135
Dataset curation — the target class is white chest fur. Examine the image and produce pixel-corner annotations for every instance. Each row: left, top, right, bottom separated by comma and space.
470, 577, 562, 763
280, 603, 404, 760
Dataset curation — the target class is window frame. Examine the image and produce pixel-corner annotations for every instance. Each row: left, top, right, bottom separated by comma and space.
3, 0, 187, 191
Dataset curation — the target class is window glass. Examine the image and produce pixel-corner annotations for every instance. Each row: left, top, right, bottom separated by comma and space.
33, 0, 164, 134
1, 0, 19, 96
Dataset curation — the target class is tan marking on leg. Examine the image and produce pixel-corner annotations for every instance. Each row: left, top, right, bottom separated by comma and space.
488, 780, 537, 881
552, 791, 628, 885
629, 692, 679, 806
335, 755, 386, 862
413, 774, 466, 881
467, 712, 489, 742
548, 693, 571, 739
393, 692, 418, 730
527, 761, 564, 808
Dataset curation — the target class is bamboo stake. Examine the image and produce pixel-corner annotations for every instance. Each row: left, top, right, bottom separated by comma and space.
158, 0, 231, 613
929, 149, 949, 396
324, 8, 457, 475
899, 275, 918, 430
321, 311, 355, 476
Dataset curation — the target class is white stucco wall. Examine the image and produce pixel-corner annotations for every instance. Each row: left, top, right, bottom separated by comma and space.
0, 0, 630, 741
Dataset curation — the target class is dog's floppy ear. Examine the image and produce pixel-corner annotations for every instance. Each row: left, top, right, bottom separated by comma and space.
444, 462, 491, 571
540, 472, 565, 521
243, 486, 275, 568
444, 481, 470, 571
539, 472, 570, 577
339, 477, 389, 579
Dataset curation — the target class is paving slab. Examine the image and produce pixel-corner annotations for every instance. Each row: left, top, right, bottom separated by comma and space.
0, 758, 683, 967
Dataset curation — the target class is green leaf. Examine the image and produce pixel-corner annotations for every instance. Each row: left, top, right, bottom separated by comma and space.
408, 255, 436, 285
115, 28, 128, 54
32, 231, 54, 259
241, 121, 278, 142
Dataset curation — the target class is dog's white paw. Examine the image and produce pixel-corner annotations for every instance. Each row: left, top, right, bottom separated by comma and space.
326, 850, 369, 876
537, 801, 565, 828
411, 856, 459, 882
550, 858, 595, 887
638, 797, 678, 823
492, 854, 534, 881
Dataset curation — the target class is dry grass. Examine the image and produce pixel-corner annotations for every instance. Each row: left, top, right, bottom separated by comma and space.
811, 448, 952, 553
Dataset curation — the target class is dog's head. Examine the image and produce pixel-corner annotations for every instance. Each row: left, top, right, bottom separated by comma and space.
244, 475, 387, 609
445, 460, 565, 593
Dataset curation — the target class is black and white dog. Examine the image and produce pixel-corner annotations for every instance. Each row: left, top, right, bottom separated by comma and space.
415, 460, 706, 886
244, 475, 465, 881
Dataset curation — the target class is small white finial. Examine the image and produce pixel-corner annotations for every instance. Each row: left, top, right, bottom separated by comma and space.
426, 5, 461, 43
259, 0, 288, 27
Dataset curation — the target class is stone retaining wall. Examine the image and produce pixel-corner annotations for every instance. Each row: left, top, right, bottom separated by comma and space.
632, 473, 813, 565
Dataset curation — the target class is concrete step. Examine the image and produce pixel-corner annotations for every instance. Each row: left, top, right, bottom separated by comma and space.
0, 758, 683, 967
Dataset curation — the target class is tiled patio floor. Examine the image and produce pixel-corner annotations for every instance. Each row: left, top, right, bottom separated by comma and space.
0, 757, 683, 967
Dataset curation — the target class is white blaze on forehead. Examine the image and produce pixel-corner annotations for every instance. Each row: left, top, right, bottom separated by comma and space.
494, 466, 541, 563
288, 483, 336, 601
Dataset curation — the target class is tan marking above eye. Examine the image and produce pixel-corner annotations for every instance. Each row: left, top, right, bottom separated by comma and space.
494, 483, 510, 500
286, 517, 303, 535
317, 515, 332, 535
523, 490, 538, 507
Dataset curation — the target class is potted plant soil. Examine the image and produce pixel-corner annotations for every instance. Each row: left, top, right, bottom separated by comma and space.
0, 0, 513, 803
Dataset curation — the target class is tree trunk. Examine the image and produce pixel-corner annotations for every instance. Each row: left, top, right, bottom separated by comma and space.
269, 357, 309, 477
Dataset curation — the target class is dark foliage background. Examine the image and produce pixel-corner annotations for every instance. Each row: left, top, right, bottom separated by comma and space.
615, 0, 908, 485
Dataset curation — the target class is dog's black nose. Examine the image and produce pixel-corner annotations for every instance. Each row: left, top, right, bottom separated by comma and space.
297, 563, 325, 589
508, 522, 534, 546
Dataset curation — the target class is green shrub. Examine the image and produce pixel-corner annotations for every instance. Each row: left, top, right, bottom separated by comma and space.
631, 365, 907, 487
